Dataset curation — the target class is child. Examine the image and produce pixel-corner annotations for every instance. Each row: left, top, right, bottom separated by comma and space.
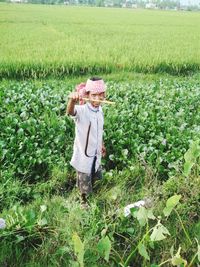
66, 77, 106, 208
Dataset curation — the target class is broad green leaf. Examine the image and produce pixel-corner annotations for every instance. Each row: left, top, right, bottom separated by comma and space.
187, 141, 200, 159
72, 232, 84, 267
163, 207, 174, 217
136, 207, 148, 227
183, 141, 200, 177
166, 195, 181, 208
184, 149, 192, 163
163, 195, 181, 217
150, 222, 170, 241
138, 243, 150, 261
147, 209, 156, 220
183, 161, 194, 177
135, 207, 155, 226
192, 144, 200, 158
97, 236, 111, 262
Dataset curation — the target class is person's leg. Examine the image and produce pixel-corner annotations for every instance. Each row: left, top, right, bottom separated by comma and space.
77, 172, 92, 207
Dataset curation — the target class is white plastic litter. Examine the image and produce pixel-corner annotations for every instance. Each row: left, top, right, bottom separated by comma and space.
0, 218, 6, 229
124, 200, 146, 217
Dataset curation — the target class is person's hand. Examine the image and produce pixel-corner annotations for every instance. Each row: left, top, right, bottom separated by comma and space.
68, 92, 81, 103
102, 144, 106, 157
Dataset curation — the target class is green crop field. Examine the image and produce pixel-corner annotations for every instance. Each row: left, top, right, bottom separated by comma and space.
0, 3, 200, 267
0, 3, 200, 78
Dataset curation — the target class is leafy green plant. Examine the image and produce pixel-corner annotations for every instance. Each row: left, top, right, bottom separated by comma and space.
183, 140, 200, 177
97, 236, 112, 262
72, 232, 85, 267
111, 194, 199, 266
0, 204, 52, 244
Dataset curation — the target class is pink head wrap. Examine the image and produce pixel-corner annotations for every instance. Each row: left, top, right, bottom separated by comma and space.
76, 78, 106, 105
85, 79, 106, 94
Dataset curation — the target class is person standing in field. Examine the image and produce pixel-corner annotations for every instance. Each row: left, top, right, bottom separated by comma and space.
66, 77, 106, 209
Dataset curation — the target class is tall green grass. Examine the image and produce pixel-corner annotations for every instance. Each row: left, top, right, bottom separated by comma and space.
0, 164, 199, 266
1, 4, 200, 78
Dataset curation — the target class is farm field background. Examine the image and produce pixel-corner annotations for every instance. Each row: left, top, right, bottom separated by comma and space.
0, 3, 200, 267
0, 3, 200, 78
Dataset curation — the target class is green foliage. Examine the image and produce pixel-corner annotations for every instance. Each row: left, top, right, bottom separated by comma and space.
104, 78, 200, 176
0, 203, 51, 246
150, 221, 170, 241
183, 140, 200, 177
171, 247, 187, 266
97, 236, 111, 262
1, 76, 200, 212
115, 190, 199, 266
72, 232, 85, 267
132, 206, 155, 227
0, 166, 199, 266
138, 243, 150, 261
0, 80, 73, 182
163, 194, 181, 217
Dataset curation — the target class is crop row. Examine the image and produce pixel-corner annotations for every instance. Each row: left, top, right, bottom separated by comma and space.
1, 76, 200, 182
1, 4, 200, 78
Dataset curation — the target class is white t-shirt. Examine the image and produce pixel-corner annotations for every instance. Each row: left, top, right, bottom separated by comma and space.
70, 103, 104, 174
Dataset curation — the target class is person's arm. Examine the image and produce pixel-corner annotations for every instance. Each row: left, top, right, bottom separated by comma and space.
66, 92, 80, 116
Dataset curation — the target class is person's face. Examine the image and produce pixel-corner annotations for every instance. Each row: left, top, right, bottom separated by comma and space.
89, 92, 105, 107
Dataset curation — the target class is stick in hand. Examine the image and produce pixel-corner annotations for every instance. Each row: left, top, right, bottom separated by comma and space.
82, 97, 115, 105
67, 92, 115, 105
